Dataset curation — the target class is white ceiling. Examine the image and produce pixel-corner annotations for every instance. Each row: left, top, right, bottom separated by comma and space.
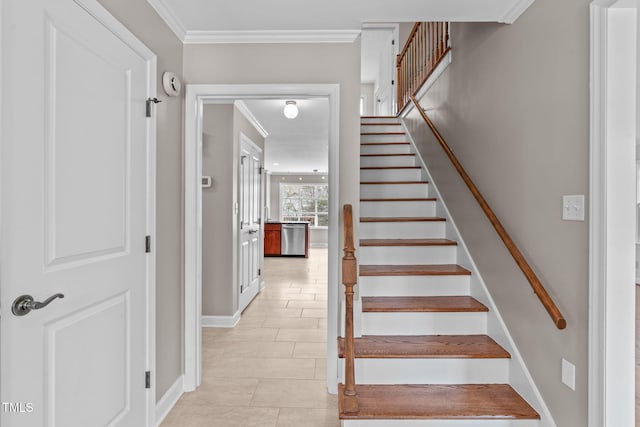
243, 99, 329, 174
148, 0, 534, 41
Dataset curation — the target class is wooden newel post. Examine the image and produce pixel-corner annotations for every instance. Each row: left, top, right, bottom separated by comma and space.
342, 204, 359, 413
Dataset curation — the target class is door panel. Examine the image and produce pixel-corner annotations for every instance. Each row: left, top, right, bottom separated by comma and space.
239, 136, 263, 312
1, 1, 152, 426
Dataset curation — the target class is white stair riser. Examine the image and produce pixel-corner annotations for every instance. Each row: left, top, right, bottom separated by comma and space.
358, 275, 471, 297
345, 358, 508, 384
359, 221, 446, 239
361, 134, 409, 143
360, 200, 436, 217
360, 168, 422, 181
359, 245, 457, 265
361, 125, 404, 133
360, 144, 412, 155
361, 312, 487, 335
343, 419, 540, 427
361, 183, 428, 198
361, 117, 400, 124
361, 155, 416, 167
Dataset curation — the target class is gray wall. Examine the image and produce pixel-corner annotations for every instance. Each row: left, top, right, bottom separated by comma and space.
403, 0, 589, 425
202, 105, 234, 316
398, 22, 415, 50
202, 105, 266, 316
97, 0, 184, 402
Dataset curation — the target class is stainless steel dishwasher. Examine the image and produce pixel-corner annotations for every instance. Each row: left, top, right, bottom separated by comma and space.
281, 223, 306, 256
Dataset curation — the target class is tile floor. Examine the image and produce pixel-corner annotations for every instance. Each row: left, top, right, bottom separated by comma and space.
161, 248, 340, 427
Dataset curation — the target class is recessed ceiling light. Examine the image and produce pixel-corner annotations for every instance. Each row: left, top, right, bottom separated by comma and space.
273, 162, 279, 166
298, 177, 303, 181
321, 176, 326, 180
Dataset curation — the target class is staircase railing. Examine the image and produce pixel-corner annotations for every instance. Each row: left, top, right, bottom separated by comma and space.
397, 22, 451, 113
341, 204, 358, 413
410, 96, 567, 330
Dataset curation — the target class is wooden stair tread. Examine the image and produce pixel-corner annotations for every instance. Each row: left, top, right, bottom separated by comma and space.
360, 197, 436, 202
360, 166, 421, 170
360, 264, 470, 276
361, 153, 415, 157
338, 335, 510, 359
361, 132, 406, 135
362, 296, 487, 312
360, 217, 445, 222
360, 238, 457, 247
361, 115, 398, 119
338, 384, 540, 420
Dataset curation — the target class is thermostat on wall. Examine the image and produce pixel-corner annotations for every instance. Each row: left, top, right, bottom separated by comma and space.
201, 176, 212, 188
162, 72, 182, 97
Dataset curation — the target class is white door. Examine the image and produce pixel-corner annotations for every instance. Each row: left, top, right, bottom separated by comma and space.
374, 29, 397, 116
238, 135, 263, 312
1, 1, 155, 426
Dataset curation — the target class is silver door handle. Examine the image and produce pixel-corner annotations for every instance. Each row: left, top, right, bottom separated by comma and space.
12, 293, 64, 316
248, 229, 258, 234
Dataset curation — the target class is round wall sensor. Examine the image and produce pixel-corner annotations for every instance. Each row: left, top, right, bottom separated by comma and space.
162, 72, 181, 97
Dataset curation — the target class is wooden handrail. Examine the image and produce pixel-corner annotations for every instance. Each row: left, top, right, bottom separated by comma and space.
397, 22, 450, 113
341, 204, 358, 412
410, 96, 567, 330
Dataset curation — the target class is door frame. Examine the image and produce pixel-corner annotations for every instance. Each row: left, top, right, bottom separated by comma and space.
362, 23, 399, 115
184, 84, 340, 392
0, 0, 157, 424
589, 1, 637, 425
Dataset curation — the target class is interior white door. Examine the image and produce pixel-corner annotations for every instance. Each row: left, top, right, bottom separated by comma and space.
1, 1, 154, 426
374, 29, 396, 116
238, 135, 263, 312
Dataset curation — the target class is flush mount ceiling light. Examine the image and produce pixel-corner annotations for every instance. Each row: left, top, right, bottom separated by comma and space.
283, 100, 298, 119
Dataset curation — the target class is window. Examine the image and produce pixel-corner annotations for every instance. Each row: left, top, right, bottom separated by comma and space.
280, 183, 328, 227
360, 96, 365, 116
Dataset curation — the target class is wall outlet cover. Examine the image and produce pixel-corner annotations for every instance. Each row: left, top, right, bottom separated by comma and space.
562, 195, 585, 221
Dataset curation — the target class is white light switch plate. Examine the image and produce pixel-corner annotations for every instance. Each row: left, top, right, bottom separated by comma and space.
562, 358, 576, 390
562, 195, 585, 221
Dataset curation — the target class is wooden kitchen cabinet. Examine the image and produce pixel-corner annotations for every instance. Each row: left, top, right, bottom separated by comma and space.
264, 223, 281, 256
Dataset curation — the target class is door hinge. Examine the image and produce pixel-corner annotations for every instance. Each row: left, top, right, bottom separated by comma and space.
146, 97, 161, 117
259, 167, 264, 174
392, 39, 395, 45
258, 268, 261, 276
392, 80, 395, 85
145, 235, 151, 253
145, 371, 151, 389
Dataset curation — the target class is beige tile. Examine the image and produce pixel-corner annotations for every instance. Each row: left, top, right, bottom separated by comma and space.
213, 328, 279, 342
314, 358, 327, 380
262, 293, 316, 301
242, 308, 303, 318
314, 293, 328, 301
301, 308, 327, 318
286, 300, 327, 309
161, 404, 278, 427
218, 341, 295, 358
251, 379, 332, 408
178, 378, 259, 406
205, 357, 316, 380
293, 343, 327, 358
262, 318, 319, 329
276, 328, 327, 343
318, 319, 328, 329
277, 408, 340, 427
300, 287, 328, 294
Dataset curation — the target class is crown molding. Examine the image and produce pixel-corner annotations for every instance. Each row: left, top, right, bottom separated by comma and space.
146, 0, 187, 41
499, 0, 536, 23
234, 101, 269, 139
183, 29, 361, 44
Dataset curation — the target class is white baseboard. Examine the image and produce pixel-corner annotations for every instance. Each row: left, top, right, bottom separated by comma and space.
155, 375, 184, 426
310, 243, 329, 248
202, 311, 241, 328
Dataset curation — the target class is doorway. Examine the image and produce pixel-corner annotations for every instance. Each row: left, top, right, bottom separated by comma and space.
183, 84, 341, 395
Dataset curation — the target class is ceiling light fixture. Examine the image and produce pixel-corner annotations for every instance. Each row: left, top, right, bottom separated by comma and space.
283, 100, 298, 119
